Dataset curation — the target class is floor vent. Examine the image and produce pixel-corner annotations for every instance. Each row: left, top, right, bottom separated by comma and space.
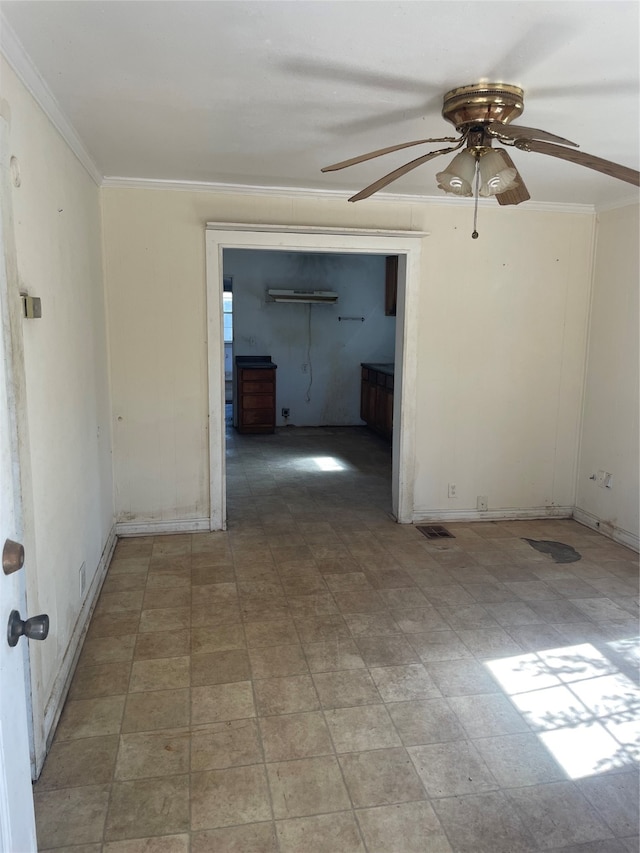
416, 524, 455, 540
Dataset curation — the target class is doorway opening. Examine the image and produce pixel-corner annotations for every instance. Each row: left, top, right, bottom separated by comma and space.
205, 224, 425, 530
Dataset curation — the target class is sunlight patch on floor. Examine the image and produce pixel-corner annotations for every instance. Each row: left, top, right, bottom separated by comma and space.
486, 639, 640, 779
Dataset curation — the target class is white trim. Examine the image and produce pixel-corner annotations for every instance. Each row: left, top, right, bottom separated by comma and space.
103, 175, 595, 214
39, 524, 117, 773
413, 506, 574, 524
573, 507, 639, 553
206, 222, 427, 238
115, 517, 212, 537
206, 226, 424, 530
0, 12, 102, 187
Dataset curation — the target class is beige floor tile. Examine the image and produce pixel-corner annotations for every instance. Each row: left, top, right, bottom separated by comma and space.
391, 607, 450, 634
508, 781, 615, 849
115, 730, 190, 780
303, 638, 366, 672
286, 593, 339, 618
241, 597, 292, 621
37, 735, 119, 789
355, 635, 420, 667
408, 630, 474, 662
408, 740, 498, 798
191, 823, 278, 853
344, 611, 401, 637
138, 607, 190, 633
294, 614, 350, 643
267, 755, 351, 819
254, 674, 320, 716
333, 589, 387, 614
431, 791, 537, 853
455, 627, 524, 658
95, 590, 145, 615
191, 564, 235, 585
191, 764, 272, 830
69, 661, 131, 699
325, 704, 401, 753
142, 587, 191, 610
339, 747, 426, 808
369, 664, 441, 702
473, 732, 566, 787
103, 836, 189, 853
191, 681, 255, 725
249, 643, 309, 678
259, 711, 333, 761
191, 602, 241, 627
88, 612, 140, 638
35, 784, 111, 848
134, 629, 191, 660
122, 688, 190, 733
191, 649, 251, 686
78, 634, 136, 666
55, 695, 126, 740
276, 812, 365, 853
447, 693, 531, 738
313, 669, 381, 708
356, 800, 453, 853
424, 659, 501, 696
244, 618, 299, 648
129, 656, 190, 692
191, 623, 245, 654
191, 719, 262, 771
387, 698, 465, 746
105, 775, 189, 840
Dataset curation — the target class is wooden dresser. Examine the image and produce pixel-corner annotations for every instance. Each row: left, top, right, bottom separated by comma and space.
235, 356, 277, 434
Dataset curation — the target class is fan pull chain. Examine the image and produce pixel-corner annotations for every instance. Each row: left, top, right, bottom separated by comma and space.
472, 157, 480, 239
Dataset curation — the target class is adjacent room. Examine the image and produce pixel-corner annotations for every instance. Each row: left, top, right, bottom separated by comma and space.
0, 2, 638, 851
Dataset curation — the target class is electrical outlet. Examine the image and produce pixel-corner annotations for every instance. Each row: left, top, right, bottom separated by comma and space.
596, 470, 606, 487
448, 483, 457, 499
477, 496, 488, 511
281, 407, 290, 418
301, 363, 308, 373
79, 561, 86, 596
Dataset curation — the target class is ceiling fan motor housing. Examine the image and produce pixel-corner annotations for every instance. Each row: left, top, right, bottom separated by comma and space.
442, 83, 524, 132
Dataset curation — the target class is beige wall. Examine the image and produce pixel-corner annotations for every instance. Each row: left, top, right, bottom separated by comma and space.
1, 59, 114, 768
576, 203, 639, 547
102, 187, 595, 526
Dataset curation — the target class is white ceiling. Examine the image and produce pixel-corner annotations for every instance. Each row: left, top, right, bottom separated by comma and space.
1, 0, 639, 207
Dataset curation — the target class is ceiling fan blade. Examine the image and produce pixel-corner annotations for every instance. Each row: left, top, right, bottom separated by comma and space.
518, 140, 640, 186
322, 136, 460, 172
488, 123, 578, 147
494, 150, 531, 205
348, 143, 464, 202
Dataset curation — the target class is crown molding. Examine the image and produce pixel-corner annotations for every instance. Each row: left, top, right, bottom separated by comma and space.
101, 175, 595, 214
0, 12, 102, 186
595, 194, 640, 214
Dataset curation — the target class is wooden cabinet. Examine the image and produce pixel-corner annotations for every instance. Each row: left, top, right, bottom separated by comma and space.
361, 364, 393, 440
236, 356, 277, 434
385, 255, 398, 316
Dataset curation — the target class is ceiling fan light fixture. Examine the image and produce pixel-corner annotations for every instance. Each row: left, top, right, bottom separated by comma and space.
477, 148, 519, 197
435, 149, 476, 196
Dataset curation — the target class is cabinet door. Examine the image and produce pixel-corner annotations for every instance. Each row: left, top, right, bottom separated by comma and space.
385, 255, 398, 317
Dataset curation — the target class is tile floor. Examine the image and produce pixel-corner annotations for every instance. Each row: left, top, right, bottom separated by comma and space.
35, 426, 639, 852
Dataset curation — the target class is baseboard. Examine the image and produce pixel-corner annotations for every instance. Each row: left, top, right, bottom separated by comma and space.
412, 506, 574, 524
115, 517, 212, 536
37, 523, 117, 776
573, 507, 639, 553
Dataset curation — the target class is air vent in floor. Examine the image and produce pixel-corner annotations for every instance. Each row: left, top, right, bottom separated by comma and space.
416, 524, 455, 540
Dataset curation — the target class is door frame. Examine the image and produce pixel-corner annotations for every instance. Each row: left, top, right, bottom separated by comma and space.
205, 223, 426, 530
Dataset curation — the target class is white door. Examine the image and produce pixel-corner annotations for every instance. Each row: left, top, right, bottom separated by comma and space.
0, 110, 37, 852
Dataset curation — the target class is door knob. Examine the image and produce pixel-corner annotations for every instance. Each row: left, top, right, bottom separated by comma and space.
7, 610, 49, 647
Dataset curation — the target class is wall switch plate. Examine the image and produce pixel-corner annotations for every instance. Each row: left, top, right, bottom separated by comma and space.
596, 470, 606, 488
477, 496, 488, 511
448, 483, 457, 498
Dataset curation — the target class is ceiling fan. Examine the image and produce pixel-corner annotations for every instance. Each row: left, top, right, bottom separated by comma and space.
322, 83, 640, 214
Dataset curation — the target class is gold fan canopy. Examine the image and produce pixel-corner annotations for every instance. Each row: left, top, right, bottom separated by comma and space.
441, 83, 525, 130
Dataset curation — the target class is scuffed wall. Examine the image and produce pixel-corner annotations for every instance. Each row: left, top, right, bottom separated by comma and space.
576, 203, 639, 547
1, 58, 114, 769
102, 187, 595, 526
